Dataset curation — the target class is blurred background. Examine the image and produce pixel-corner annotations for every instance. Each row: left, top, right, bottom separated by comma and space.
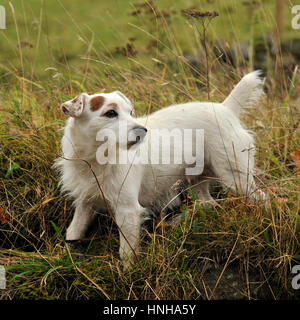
0, 0, 299, 83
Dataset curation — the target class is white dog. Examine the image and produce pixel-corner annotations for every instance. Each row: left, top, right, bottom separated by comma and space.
54, 71, 265, 266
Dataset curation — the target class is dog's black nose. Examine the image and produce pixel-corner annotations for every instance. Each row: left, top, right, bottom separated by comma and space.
129, 126, 147, 146
141, 127, 147, 133
133, 127, 148, 135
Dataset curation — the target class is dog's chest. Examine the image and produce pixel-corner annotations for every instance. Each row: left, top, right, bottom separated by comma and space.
62, 159, 104, 204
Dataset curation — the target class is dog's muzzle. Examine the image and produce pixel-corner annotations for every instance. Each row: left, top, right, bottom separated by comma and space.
128, 126, 147, 147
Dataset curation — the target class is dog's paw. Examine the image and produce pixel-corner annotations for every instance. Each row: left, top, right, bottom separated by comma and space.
252, 189, 268, 202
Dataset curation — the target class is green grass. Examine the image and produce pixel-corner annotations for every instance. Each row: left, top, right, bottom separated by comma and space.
0, 0, 295, 81
0, 0, 300, 300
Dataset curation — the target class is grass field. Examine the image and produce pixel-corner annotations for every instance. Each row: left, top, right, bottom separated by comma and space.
0, 0, 300, 300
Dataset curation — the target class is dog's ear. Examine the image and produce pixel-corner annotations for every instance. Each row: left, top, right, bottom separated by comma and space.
60, 93, 87, 117
113, 90, 132, 106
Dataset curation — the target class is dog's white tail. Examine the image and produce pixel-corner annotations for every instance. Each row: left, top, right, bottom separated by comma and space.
223, 71, 264, 117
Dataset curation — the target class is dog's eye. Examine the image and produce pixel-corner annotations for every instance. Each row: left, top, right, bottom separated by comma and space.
104, 110, 118, 118
130, 110, 134, 116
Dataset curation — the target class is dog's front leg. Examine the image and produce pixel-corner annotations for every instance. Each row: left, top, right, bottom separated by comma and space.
114, 204, 144, 268
66, 202, 95, 241
108, 165, 145, 268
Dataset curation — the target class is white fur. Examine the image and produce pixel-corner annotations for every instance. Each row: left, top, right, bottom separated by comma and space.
54, 72, 265, 266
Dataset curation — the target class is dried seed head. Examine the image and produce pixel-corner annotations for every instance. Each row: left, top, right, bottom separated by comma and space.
181, 9, 219, 19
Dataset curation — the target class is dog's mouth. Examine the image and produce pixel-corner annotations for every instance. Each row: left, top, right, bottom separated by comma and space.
128, 135, 142, 148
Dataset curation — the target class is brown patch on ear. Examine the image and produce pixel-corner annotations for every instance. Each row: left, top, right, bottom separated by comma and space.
107, 103, 118, 108
90, 96, 105, 112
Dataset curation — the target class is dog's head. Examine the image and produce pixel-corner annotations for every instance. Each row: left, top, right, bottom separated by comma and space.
60, 91, 147, 148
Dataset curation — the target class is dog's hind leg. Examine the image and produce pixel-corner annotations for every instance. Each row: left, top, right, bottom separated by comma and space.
210, 145, 265, 201
212, 161, 265, 201
192, 180, 216, 203
66, 202, 95, 240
